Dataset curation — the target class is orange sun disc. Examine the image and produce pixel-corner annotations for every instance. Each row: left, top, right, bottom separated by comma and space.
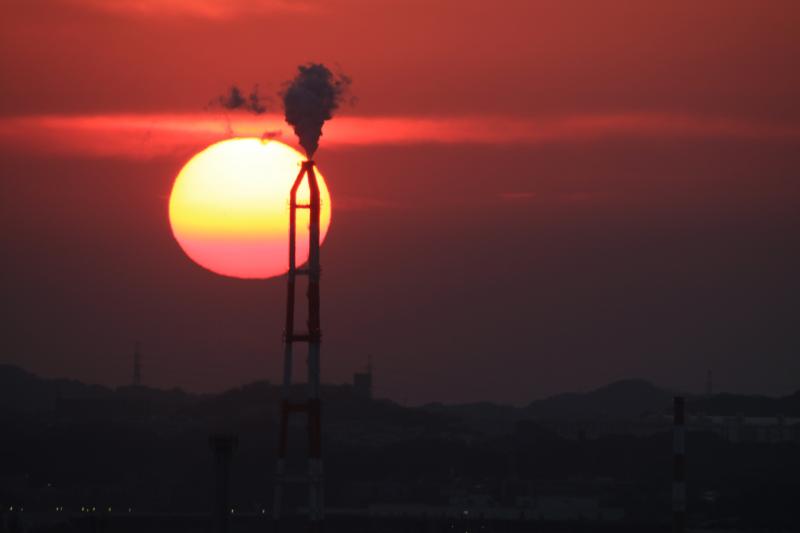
168, 138, 331, 279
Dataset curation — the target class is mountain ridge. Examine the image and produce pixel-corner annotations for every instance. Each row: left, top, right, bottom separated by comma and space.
2, 364, 799, 419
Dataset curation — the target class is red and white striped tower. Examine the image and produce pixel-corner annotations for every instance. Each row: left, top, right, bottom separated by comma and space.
673, 396, 686, 533
273, 160, 324, 530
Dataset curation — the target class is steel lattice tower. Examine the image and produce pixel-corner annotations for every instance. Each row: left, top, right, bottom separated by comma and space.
273, 160, 324, 530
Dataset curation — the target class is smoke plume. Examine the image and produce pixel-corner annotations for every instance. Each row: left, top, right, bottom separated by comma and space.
217, 85, 267, 114
282, 63, 351, 157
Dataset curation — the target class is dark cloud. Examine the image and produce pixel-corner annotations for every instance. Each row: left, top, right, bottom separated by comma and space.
215, 85, 267, 114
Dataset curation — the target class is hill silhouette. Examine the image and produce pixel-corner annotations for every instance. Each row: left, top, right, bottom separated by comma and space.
4, 364, 799, 423
525, 379, 673, 419
0, 364, 112, 412
1, 364, 800, 528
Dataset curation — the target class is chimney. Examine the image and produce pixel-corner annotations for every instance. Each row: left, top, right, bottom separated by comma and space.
673, 396, 686, 533
209, 433, 238, 533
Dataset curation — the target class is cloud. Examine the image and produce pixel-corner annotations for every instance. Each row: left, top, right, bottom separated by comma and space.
334, 196, 401, 212
214, 85, 268, 115
498, 192, 537, 201
1, 112, 798, 159
67, 0, 315, 19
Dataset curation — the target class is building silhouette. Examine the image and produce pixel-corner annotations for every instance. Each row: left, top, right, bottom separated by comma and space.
353, 356, 373, 399
133, 341, 142, 387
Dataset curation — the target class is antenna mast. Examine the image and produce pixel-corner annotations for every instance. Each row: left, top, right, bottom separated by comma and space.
133, 341, 142, 387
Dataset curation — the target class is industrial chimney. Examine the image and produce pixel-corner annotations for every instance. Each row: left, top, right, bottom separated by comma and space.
209, 433, 238, 533
673, 396, 686, 533
273, 63, 349, 532
273, 160, 324, 530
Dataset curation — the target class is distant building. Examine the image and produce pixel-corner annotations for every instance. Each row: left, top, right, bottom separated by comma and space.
692, 414, 800, 443
132, 341, 142, 387
353, 356, 373, 399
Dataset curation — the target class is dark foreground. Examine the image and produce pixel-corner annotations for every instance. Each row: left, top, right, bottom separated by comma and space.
7, 510, 797, 533
2, 367, 799, 532
3, 511, 680, 533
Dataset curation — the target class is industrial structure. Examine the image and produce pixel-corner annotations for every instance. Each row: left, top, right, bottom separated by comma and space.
353, 355, 373, 400
132, 341, 142, 387
673, 396, 686, 533
273, 160, 324, 529
209, 433, 238, 533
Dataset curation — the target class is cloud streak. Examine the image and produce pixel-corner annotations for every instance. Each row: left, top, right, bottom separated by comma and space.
67, 0, 314, 19
1, 112, 799, 159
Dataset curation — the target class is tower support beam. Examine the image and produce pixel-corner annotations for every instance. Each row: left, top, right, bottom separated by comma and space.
273, 160, 324, 530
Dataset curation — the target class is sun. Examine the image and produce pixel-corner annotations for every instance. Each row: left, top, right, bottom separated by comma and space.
169, 138, 331, 279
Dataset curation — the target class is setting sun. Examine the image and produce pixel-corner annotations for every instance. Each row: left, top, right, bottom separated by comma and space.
169, 138, 331, 279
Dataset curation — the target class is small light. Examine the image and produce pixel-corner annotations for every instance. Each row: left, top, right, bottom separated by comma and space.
230, 508, 235, 514
107, 507, 112, 512
92, 507, 96, 512
9, 507, 13, 512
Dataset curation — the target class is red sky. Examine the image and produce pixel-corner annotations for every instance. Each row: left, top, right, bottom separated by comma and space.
1, 0, 799, 403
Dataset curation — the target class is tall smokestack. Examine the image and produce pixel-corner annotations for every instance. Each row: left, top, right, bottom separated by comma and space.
209, 433, 238, 533
273, 161, 325, 528
673, 396, 686, 533
273, 64, 351, 531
